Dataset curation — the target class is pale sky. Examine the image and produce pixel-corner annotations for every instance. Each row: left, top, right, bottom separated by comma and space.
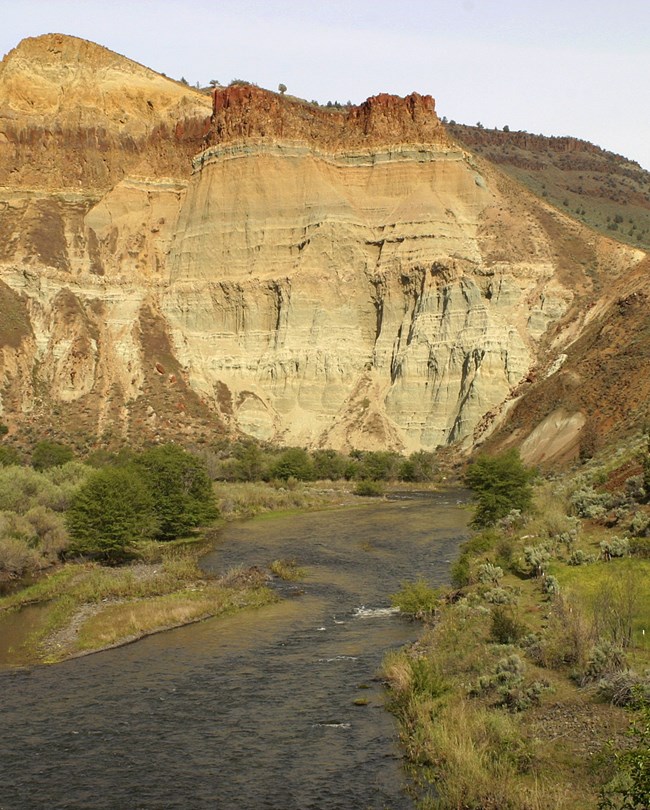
1, 0, 649, 169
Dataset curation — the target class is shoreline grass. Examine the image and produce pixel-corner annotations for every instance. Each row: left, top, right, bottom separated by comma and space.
0, 481, 356, 666
269, 558, 306, 581
0, 546, 277, 666
383, 466, 650, 809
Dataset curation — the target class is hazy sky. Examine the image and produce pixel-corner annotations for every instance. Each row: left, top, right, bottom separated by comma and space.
2, 0, 649, 169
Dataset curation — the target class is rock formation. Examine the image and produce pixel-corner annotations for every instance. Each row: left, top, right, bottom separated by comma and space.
0, 34, 647, 460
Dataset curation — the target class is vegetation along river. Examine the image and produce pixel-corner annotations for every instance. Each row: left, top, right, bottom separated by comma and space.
0, 490, 469, 810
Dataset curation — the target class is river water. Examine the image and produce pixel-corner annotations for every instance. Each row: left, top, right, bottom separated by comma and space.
0, 491, 468, 810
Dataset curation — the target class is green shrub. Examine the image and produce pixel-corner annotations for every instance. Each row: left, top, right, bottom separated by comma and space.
583, 642, 627, 683
568, 549, 596, 565
0, 467, 59, 512
629, 536, 650, 558
397, 451, 437, 483
450, 530, 500, 588
570, 486, 613, 518
311, 449, 348, 481
523, 544, 551, 577
464, 450, 534, 528
135, 445, 218, 539
597, 671, 650, 708
450, 554, 471, 587
542, 575, 560, 596
599, 699, 650, 808
31, 440, 74, 470
225, 441, 266, 482
354, 450, 399, 482
267, 447, 313, 481
354, 480, 384, 497
629, 511, 650, 537
495, 537, 516, 570
0, 535, 41, 577
473, 653, 549, 712
24, 505, 68, 558
66, 466, 157, 559
477, 562, 504, 586
484, 587, 516, 605
391, 579, 440, 617
601, 536, 630, 560
490, 606, 526, 644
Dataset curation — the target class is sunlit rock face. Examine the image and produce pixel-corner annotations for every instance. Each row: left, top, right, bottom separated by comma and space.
0, 36, 645, 455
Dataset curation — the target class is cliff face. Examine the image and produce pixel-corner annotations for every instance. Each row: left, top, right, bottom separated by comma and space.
0, 35, 646, 459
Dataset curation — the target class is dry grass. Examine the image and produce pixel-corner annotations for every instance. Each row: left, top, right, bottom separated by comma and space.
1, 545, 276, 665
413, 698, 568, 810
72, 585, 274, 655
269, 558, 306, 581
214, 480, 354, 519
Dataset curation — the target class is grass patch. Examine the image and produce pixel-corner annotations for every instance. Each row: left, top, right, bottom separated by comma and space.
71, 585, 275, 657
0, 565, 84, 611
1, 543, 277, 665
269, 559, 305, 581
549, 558, 650, 648
214, 481, 353, 520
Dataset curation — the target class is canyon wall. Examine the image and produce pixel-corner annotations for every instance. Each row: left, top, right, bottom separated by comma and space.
0, 35, 646, 458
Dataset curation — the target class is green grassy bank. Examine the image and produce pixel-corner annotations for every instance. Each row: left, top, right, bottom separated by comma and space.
384, 451, 650, 809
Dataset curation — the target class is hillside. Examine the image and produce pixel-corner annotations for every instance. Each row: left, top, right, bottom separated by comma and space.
0, 33, 647, 466
448, 124, 650, 252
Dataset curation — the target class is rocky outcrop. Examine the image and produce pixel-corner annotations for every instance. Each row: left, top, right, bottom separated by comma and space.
210, 86, 447, 150
0, 34, 647, 459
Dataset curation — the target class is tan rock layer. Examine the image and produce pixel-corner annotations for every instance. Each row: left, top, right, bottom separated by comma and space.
0, 34, 647, 462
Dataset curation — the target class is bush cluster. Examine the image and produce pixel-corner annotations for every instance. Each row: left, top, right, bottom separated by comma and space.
67, 445, 218, 560
464, 450, 535, 528
472, 653, 550, 712
205, 442, 437, 485
390, 579, 441, 617
570, 485, 614, 518
0, 463, 89, 578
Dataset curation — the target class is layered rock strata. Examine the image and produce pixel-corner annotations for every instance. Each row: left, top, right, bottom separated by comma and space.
0, 35, 646, 457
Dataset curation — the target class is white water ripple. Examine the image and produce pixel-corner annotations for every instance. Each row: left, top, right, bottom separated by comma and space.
353, 606, 401, 619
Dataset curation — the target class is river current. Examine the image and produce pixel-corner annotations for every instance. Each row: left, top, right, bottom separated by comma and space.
0, 490, 468, 810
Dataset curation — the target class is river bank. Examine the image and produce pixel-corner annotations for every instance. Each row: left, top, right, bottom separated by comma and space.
382, 470, 650, 809
0, 480, 378, 667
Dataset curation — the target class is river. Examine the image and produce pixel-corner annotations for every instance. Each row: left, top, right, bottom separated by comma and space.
0, 490, 468, 810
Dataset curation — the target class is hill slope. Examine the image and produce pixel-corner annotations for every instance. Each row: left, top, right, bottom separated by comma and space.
449, 124, 650, 252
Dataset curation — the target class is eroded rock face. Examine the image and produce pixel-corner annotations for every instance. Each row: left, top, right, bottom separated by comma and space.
164, 138, 545, 450
0, 34, 646, 456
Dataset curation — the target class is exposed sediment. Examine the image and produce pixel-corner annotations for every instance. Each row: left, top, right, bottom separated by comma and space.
0, 34, 646, 459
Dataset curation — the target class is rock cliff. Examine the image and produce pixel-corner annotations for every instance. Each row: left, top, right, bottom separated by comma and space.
0, 34, 647, 459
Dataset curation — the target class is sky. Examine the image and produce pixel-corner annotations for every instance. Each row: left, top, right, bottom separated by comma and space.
1, 0, 649, 169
